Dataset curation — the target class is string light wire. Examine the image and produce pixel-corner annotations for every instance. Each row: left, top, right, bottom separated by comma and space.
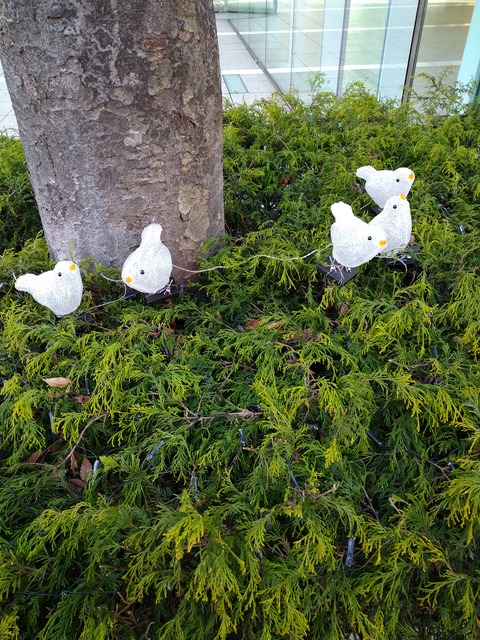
172, 248, 319, 274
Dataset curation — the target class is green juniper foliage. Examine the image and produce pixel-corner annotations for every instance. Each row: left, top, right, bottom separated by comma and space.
0, 136, 41, 253
0, 76, 479, 639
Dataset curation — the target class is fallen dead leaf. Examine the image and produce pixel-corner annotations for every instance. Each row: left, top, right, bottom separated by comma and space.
267, 321, 283, 331
42, 377, 72, 389
244, 319, 259, 332
279, 174, 292, 188
69, 478, 86, 491
27, 451, 43, 464
80, 457, 93, 482
69, 450, 79, 471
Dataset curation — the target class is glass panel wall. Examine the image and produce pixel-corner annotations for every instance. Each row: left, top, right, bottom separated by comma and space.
344, 0, 418, 99
224, 0, 479, 103
280, 0, 325, 94
411, 0, 476, 98
264, 1, 295, 92
457, 0, 480, 100
342, 1, 390, 95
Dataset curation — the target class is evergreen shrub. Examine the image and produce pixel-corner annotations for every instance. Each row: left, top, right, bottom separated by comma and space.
0, 77, 479, 639
0, 135, 41, 252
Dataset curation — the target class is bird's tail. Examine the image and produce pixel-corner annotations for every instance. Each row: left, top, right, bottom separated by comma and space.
14, 274, 37, 293
356, 165, 376, 180
15, 273, 37, 293
141, 223, 163, 245
331, 201, 353, 222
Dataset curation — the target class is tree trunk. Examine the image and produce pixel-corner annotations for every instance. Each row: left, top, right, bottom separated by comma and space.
0, 0, 224, 281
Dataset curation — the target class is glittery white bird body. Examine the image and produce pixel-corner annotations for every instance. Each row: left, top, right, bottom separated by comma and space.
121, 223, 172, 294
368, 193, 412, 254
330, 202, 388, 268
15, 260, 83, 316
356, 165, 415, 209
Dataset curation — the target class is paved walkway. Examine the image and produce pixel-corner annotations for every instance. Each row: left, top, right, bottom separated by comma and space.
0, 64, 16, 132
216, 13, 277, 104
0, 15, 275, 134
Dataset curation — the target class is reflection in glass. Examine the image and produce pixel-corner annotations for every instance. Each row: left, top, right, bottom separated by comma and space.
223, 0, 479, 103
411, 0, 475, 99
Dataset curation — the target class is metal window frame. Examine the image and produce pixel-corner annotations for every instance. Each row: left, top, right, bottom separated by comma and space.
401, 0, 428, 104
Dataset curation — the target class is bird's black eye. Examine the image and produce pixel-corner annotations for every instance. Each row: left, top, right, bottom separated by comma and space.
367, 235, 372, 241
393, 205, 397, 209
140, 269, 145, 275
396, 178, 400, 182
58, 272, 62, 277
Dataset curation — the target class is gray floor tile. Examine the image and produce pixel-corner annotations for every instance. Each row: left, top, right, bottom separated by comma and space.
241, 73, 277, 93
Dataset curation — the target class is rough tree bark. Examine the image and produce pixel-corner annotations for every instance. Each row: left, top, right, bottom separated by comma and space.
0, 0, 224, 281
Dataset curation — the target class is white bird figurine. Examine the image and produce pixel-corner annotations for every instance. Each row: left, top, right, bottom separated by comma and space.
356, 165, 415, 209
15, 260, 83, 317
368, 193, 412, 254
121, 223, 172, 294
330, 201, 388, 268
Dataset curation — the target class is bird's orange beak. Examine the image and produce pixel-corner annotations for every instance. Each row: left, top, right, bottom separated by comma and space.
400, 193, 406, 200
70, 264, 76, 271
379, 240, 387, 247
409, 173, 414, 180
125, 277, 133, 284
